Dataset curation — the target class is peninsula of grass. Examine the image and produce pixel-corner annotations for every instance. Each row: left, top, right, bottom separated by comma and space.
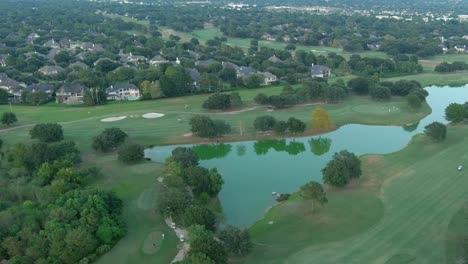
243, 123, 468, 264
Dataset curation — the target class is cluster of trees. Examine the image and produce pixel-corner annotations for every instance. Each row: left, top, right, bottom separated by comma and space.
322, 150, 362, 187
255, 81, 348, 109
435, 62, 468, 73
254, 116, 306, 135
424, 122, 447, 141
159, 148, 252, 263
347, 55, 423, 77
0, 123, 124, 263
202, 92, 242, 110
445, 102, 468, 123
92, 127, 144, 163
190, 115, 231, 138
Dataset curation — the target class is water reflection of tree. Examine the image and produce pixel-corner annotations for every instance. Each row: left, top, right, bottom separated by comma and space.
192, 144, 232, 160
308, 137, 332, 156
402, 121, 419, 132
254, 139, 305, 155
236, 144, 246, 157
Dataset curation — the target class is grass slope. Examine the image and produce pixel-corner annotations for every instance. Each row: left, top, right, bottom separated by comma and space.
245, 123, 468, 264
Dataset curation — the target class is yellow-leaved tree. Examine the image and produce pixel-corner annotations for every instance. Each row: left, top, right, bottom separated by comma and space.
312, 107, 334, 131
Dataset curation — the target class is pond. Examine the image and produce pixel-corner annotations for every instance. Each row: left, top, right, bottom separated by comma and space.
145, 85, 468, 227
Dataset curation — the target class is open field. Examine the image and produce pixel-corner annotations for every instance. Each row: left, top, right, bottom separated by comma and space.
244, 123, 468, 264
385, 72, 468, 87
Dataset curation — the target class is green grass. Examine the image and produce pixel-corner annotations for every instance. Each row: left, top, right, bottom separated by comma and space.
244, 123, 468, 264
385, 72, 468, 87
0, 84, 430, 263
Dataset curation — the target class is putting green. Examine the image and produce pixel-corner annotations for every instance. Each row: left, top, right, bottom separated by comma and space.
141, 230, 164, 255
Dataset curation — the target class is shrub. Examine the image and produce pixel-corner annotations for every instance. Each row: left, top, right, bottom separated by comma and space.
92, 128, 128, 152
202, 93, 231, 110
254, 116, 277, 131
30, 123, 64, 143
118, 142, 144, 163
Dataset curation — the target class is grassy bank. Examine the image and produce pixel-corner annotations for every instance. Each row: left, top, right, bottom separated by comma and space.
244, 123, 468, 264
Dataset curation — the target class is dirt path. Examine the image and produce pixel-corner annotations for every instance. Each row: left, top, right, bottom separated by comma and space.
165, 217, 189, 263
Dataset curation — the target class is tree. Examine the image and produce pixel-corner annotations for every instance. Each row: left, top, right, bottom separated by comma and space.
219, 68, 237, 83
273, 121, 288, 135
243, 74, 264, 88
92, 128, 128, 152
229, 92, 243, 107
254, 116, 277, 132
219, 226, 252, 256
30, 124, 63, 143
117, 142, 144, 163
172, 147, 199, 168
322, 150, 361, 187
183, 205, 216, 231
287, 117, 306, 135
190, 115, 231, 138
309, 137, 332, 156
348, 77, 370, 95
424, 122, 447, 141
140, 80, 160, 100
406, 94, 422, 109
158, 187, 191, 217
0, 89, 10, 104
1, 112, 17, 126
202, 94, 231, 110
190, 230, 227, 264
254, 93, 269, 105
160, 65, 192, 97
311, 107, 333, 131
370, 85, 391, 100
445, 103, 466, 123
300, 181, 328, 212
208, 168, 224, 196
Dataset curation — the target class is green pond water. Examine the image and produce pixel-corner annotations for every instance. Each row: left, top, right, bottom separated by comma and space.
145, 86, 468, 227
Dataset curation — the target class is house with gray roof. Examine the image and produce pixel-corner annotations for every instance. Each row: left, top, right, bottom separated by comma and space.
56, 83, 86, 104
26, 33, 40, 44
0, 73, 23, 92
69, 61, 89, 70
237, 66, 256, 78
38, 66, 65, 76
106, 83, 140, 101
23, 84, 55, 97
43, 39, 60, 49
222, 61, 240, 71
47, 48, 62, 61
196, 59, 217, 68
186, 68, 201, 89
310, 65, 332, 78
149, 55, 169, 65
268, 55, 282, 63
0, 54, 8, 67
120, 52, 148, 64
260, 72, 278, 85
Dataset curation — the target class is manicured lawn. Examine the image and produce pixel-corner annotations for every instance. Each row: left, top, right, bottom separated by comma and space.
244, 124, 468, 264
385, 72, 468, 87
0, 84, 430, 263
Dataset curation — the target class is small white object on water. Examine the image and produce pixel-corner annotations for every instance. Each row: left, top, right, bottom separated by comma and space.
272, 192, 277, 195
458, 165, 463, 171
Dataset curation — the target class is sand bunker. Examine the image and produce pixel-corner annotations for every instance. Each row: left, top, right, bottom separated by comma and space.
142, 113, 165, 119
101, 116, 127, 122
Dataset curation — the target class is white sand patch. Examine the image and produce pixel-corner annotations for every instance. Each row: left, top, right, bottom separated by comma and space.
142, 113, 165, 119
183, 133, 193, 137
101, 116, 127, 122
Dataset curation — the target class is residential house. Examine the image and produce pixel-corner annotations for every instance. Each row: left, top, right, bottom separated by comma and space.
26, 33, 40, 44
311, 65, 332, 78
222, 61, 240, 71
69, 61, 89, 70
106, 84, 140, 101
43, 39, 60, 49
0, 73, 23, 92
236, 66, 256, 78
149, 55, 169, 65
186, 68, 201, 89
260, 72, 278, 85
38, 66, 65, 76
454, 45, 467, 53
60, 39, 72, 49
93, 58, 115, 67
47, 48, 62, 61
439, 44, 449, 53
56, 83, 86, 104
23, 83, 55, 97
120, 52, 148, 64
0, 54, 8, 67
268, 55, 282, 63
195, 59, 217, 69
